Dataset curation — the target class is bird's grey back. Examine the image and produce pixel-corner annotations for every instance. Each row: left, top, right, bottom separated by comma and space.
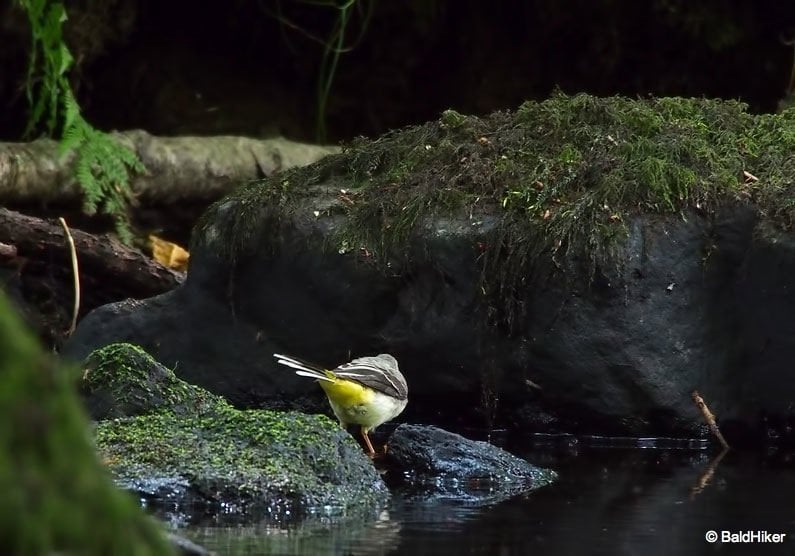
334, 354, 408, 400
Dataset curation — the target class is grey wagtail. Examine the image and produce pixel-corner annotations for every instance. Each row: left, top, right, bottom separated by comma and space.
274, 353, 408, 455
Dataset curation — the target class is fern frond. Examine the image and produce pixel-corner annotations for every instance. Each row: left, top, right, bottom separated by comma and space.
59, 125, 83, 156
69, 122, 144, 238
61, 87, 80, 133
20, 0, 144, 243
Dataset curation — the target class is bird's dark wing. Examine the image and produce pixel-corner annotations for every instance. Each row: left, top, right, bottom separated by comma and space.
333, 354, 408, 400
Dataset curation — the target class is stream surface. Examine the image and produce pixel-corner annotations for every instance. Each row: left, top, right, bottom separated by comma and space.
174, 436, 795, 555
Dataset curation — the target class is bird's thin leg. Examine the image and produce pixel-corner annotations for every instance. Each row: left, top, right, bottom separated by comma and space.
361, 427, 376, 456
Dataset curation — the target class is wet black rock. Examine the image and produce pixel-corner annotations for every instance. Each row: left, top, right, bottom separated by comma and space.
384, 424, 556, 503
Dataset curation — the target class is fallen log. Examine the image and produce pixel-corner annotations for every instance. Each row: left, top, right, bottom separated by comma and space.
0, 207, 183, 347
0, 131, 339, 205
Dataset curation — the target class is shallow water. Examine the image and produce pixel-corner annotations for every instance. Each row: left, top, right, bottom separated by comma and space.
177, 438, 795, 555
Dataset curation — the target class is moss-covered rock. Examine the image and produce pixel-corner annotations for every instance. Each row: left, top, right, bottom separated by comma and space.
0, 293, 174, 555
96, 407, 389, 519
82, 342, 228, 420
185, 93, 794, 333
195, 94, 795, 277
64, 95, 795, 444
81, 343, 389, 519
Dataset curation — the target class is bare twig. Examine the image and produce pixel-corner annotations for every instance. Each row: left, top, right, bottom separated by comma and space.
692, 390, 730, 450
58, 217, 80, 336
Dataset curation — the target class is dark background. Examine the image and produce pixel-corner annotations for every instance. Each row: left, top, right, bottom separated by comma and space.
2, 0, 794, 143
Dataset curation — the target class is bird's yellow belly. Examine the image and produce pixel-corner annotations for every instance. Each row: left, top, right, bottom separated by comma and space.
321, 379, 373, 426
320, 378, 373, 410
320, 379, 404, 429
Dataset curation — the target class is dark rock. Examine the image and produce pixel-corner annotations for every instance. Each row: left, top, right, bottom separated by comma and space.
63, 96, 795, 445
63, 203, 795, 444
385, 424, 556, 503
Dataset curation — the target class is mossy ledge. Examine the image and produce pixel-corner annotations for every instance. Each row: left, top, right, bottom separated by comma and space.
0, 297, 174, 554
193, 93, 794, 328
85, 344, 388, 521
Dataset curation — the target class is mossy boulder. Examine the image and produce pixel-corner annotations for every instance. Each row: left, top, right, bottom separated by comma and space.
0, 293, 174, 555
80, 343, 389, 519
65, 94, 795, 444
81, 342, 228, 419
96, 407, 389, 520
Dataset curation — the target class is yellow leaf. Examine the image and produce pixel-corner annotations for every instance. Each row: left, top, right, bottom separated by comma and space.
149, 235, 189, 272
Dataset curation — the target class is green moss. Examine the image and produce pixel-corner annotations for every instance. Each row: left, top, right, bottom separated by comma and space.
440, 108, 469, 129
192, 94, 795, 329
95, 407, 387, 515
0, 295, 173, 554
82, 343, 229, 419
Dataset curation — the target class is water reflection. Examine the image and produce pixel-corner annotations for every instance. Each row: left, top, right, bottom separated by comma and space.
185, 509, 403, 555
181, 443, 795, 555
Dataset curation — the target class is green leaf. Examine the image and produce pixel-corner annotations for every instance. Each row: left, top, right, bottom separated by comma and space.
57, 43, 73, 76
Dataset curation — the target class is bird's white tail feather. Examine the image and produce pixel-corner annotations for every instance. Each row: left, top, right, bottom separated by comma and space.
274, 353, 335, 382
294, 369, 335, 382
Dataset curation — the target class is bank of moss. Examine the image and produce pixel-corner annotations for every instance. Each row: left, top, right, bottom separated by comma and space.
194, 94, 795, 326
0, 295, 173, 555
95, 407, 388, 516
343, 94, 793, 262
